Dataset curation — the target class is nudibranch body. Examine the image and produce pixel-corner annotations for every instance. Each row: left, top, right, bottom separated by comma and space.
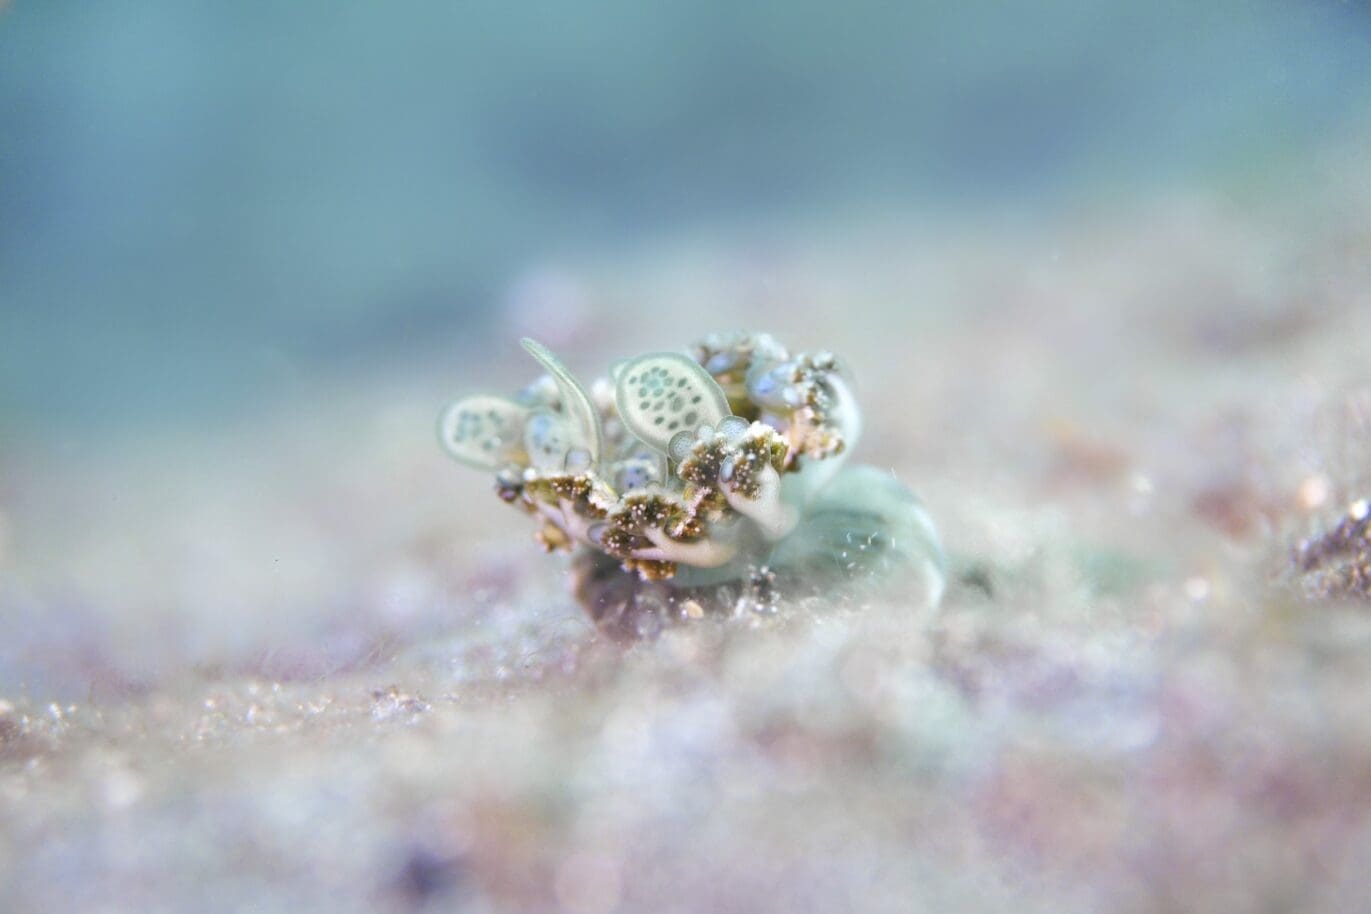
440, 333, 944, 620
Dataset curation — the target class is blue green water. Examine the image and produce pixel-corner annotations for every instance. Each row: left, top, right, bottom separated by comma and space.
2, 1, 1369, 441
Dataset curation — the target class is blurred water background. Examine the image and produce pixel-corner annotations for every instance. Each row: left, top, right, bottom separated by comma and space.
3, 0, 1369, 447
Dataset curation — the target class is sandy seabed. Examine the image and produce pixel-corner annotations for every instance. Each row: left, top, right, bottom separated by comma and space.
5, 158, 1371, 913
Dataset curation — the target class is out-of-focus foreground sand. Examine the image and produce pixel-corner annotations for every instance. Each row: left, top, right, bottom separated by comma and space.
5, 153, 1371, 912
